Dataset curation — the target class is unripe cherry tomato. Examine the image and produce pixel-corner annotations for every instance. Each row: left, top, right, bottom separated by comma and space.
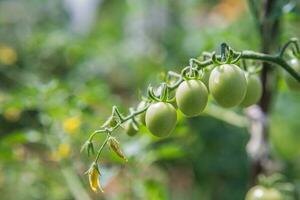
284, 58, 300, 90
145, 102, 177, 137
245, 186, 282, 200
124, 120, 138, 136
209, 64, 247, 108
175, 80, 208, 117
240, 73, 262, 107
137, 101, 147, 125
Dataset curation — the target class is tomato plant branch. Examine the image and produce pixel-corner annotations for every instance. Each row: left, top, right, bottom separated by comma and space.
83, 38, 300, 178
189, 40, 300, 82
241, 50, 300, 81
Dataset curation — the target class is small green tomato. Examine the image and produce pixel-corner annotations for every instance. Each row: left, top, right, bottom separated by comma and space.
175, 80, 208, 117
145, 102, 177, 137
240, 73, 263, 107
284, 58, 300, 90
209, 64, 247, 108
124, 120, 138, 136
245, 186, 283, 200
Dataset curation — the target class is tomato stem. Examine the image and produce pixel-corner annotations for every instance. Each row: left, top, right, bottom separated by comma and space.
84, 37, 300, 176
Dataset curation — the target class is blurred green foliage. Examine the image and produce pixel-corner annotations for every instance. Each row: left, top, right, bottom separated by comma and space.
0, 0, 300, 199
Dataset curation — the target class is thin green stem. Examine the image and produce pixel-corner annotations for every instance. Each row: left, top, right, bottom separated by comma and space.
88, 129, 107, 141
112, 106, 124, 121
92, 104, 151, 161
122, 104, 149, 121
94, 134, 110, 163
167, 76, 183, 91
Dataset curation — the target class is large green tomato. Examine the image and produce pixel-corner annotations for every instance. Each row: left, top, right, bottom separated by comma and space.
209, 64, 247, 108
240, 73, 263, 107
270, 91, 300, 160
175, 80, 208, 117
245, 186, 282, 200
145, 102, 177, 137
284, 58, 300, 90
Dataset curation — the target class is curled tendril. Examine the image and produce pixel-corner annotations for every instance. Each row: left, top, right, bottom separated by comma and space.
167, 71, 181, 80
166, 71, 183, 90
279, 37, 300, 58
147, 85, 160, 102
147, 83, 173, 102
181, 66, 200, 80
198, 51, 213, 60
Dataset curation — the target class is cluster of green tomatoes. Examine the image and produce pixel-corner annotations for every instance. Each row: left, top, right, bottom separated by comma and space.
84, 48, 300, 194
125, 63, 263, 138
124, 53, 300, 138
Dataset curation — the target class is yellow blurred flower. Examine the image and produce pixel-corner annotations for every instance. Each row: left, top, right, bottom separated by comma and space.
3, 107, 21, 122
0, 45, 17, 65
58, 143, 71, 158
51, 143, 71, 161
88, 163, 104, 193
63, 116, 81, 134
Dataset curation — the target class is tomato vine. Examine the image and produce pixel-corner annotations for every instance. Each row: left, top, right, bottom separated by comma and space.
82, 37, 300, 193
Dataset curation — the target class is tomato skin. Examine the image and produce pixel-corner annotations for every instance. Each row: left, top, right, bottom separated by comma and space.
209, 64, 247, 108
175, 80, 208, 117
245, 186, 282, 200
137, 101, 147, 125
145, 102, 177, 137
240, 74, 263, 107
124, 120, 138, 136
284, 59, 300, 90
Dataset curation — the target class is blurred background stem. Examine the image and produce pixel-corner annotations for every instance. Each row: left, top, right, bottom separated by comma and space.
247, 0, 281, 185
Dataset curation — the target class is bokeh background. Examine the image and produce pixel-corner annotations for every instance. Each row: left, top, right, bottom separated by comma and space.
0, 0, 300, 199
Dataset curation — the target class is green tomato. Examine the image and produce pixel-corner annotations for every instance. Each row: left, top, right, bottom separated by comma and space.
284, 58, 300, 90
240, 73, 263, 107
245, 186, 282, 200
175, 80, 208, 117
145, 102, 177, 137
137, 101, 147, 125
209, 64, 247, 108
124, 120, 138, 136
